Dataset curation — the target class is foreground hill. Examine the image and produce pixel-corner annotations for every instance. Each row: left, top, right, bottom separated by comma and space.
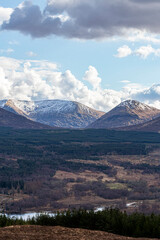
0, 99, 104, 128
0, 226, 157, 240
88, 100, 160, 129
0, 108, 52, 129
118, 115, 160, 132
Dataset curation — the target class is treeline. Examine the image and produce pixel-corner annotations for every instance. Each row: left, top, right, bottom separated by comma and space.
1, 209, 160, 238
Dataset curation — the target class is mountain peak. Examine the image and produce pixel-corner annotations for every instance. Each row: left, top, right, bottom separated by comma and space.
88, 100, 160, 129
118, 100, 152, 110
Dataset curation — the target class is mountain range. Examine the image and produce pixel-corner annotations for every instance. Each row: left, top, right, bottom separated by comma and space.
0, 99, 160, 132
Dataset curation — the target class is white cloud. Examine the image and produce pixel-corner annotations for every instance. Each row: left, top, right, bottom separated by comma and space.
0, 57, 160, 111
122, 83, 144, 95
115, 45, 160, 59
0, 57, 123, 111
0, 7, 13, 25
83, 66, 101, 89
122, 29, 160, 44
135, 45, 155, 59
0, 67, 11, 97
115, 45, 132, 58
120, 80, 131, 83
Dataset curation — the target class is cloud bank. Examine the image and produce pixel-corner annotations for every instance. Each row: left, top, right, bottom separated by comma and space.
0, 56, 160, 112
2, 0, 160, 39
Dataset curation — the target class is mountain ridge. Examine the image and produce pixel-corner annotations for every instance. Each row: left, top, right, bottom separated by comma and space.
0, 99, 105, 128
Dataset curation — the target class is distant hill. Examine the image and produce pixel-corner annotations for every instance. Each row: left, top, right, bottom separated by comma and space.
88, 100, 160, 129
118, 115, 160, 132
0, 99, 105, 128
0, 107, 52, 129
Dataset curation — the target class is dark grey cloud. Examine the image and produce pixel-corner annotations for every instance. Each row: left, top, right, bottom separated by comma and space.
2, 0, 160, 39
130, 0, 160, 3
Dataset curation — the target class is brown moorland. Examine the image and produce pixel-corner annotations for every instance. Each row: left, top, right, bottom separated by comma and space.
0, 226, 159, 240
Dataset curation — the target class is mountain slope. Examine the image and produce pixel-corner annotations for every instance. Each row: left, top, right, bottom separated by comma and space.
118, 115, 160, 132
88, 100, 160, 129
0, 99, 104, 128
0, 107, 52, 129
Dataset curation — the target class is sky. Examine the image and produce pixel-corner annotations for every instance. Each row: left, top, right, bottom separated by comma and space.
0, 0, 160, 111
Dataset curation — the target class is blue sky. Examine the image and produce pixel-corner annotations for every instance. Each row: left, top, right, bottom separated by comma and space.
0, 0, 160, 111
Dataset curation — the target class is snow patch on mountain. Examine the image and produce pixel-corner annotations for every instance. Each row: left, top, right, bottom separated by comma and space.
6, 100, 83, 115
118, 100, 153, 110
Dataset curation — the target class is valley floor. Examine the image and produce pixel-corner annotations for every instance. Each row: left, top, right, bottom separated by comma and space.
1, 128, 160, 214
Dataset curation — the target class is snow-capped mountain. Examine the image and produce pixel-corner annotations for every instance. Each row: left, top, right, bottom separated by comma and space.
88, 100, 160, 129
0, 99, 105, 128
118, 100, 153, 110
